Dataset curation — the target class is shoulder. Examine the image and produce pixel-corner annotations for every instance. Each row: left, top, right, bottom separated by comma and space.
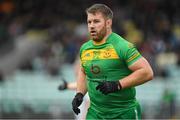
109, 32, 134, 51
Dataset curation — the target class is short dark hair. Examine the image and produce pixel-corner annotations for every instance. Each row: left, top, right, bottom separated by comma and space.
86, 4, 113, 19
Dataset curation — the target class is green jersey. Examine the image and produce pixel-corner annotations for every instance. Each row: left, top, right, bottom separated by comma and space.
80, 32, 142, 116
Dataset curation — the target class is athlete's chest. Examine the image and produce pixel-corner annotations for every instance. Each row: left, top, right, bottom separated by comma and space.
81, 44, 119, 63
81, 44, 124, 77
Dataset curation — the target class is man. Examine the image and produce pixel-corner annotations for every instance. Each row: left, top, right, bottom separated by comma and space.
72, 4, 154, 119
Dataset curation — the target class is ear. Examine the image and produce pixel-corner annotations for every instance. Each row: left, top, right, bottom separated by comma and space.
106, 19, 112, 28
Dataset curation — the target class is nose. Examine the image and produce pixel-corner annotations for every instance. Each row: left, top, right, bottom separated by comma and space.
89, 23, 95, 30
90, 27, 95, 31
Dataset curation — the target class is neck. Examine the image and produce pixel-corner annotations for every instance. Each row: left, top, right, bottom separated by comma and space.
93, 29, 112, 45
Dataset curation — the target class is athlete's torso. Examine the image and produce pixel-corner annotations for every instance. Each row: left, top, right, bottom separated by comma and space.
80, 32, 141, 114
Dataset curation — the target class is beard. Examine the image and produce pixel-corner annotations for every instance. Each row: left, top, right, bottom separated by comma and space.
90, 25, 107, 42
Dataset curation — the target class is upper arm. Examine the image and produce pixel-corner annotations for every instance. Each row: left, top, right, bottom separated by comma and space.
118, 41, 153, 77
80, 66, 86, 76
77, 63, 86, 80
128, 57, 154, 76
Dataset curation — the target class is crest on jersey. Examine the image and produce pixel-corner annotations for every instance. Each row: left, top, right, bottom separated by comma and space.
90, 64, 100, 74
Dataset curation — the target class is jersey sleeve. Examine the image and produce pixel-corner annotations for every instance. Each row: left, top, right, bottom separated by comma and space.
79, 45, 84, 66
120, 42, 142, 66
79, 41, 91, 67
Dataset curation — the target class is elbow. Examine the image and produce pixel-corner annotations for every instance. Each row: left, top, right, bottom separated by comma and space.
142, 67, 154, 81
146, 68, 154, 81
148, 71, 154, 80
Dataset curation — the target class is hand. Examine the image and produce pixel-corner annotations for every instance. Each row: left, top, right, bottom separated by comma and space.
72, 92, 84, 115
96, 81, 121, 95
58, 79, 67, 90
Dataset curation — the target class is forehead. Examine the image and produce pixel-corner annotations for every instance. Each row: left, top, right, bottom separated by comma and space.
87, 12, 105, 20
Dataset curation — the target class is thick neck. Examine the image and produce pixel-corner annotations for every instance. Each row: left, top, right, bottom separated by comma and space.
93, 29, 112, 46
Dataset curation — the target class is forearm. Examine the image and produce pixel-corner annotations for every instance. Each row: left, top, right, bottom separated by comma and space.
67, 82, 77, 90
77, 79, 87, 95
120, 67, 153, 89
76, 68, 87, 95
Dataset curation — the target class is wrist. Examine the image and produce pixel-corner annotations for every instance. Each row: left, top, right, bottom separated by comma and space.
117, 81, 122, 90
76, 92, 84, 98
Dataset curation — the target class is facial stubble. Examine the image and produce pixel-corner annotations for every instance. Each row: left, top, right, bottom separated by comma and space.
91, 23, 107, 42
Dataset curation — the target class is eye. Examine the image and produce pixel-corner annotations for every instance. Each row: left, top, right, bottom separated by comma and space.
87, 20, 91, 24
94, 19, 100, 23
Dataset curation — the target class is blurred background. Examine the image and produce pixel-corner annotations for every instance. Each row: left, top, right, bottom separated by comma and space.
0, 0, 180, 119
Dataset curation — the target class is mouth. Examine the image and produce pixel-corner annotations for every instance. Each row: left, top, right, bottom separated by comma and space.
90, 31, 97, 36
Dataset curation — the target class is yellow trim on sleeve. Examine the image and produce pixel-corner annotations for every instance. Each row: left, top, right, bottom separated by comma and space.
127, 52, 140, 63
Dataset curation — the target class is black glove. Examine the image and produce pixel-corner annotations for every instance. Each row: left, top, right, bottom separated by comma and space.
96, 81, 121, 95
72, 92, 84, 115
58, 79, 67, 90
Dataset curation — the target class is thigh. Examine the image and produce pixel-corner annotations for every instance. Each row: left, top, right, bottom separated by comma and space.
121, 104, 141, 120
